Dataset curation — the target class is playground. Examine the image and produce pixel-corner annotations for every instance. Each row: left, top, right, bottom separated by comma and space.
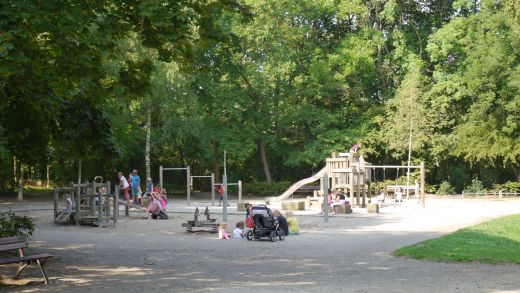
1, 197, 520, 292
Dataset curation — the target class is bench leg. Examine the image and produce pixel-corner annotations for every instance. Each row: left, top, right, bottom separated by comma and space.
37, 259, 49, 285
15, 263, 28, 279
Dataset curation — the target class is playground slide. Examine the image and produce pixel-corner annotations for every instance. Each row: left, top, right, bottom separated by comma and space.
268, 166, 327, 202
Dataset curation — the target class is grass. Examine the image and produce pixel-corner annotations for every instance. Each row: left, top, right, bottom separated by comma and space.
394, 214, 520, 264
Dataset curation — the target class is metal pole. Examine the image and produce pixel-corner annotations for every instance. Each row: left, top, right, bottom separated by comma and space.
420, 161, 425, 208
223, 151, 228, 222
186, 166, 191, 206
211, 173, 215, 206
159, 165, 163, 190
323, 174, 329, 223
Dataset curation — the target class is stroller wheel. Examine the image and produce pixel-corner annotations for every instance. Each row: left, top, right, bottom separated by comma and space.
269, 231, 278, 242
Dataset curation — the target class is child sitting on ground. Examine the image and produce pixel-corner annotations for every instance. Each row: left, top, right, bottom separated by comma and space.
232, 221, 245, 239
218, 223, 230, 239
286, 211, 299, 235
273, 210, 289, 236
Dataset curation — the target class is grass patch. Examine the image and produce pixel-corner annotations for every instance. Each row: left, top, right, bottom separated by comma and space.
394, 214, 520, 264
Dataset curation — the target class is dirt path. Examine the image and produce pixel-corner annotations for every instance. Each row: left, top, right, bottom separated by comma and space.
1, 198, 520, 292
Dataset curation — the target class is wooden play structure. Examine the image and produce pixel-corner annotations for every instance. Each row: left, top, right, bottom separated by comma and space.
181, 207, 219, 232
267, 152, 426, 210
53, 177, 118, 227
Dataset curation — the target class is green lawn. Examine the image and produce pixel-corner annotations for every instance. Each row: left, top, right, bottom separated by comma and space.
394, 214, 520, 264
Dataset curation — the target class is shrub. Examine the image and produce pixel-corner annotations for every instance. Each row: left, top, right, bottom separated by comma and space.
503, 181, 520, 193
436, 181, 455, 195
244, 181, 292, 197
463, 179, 485, 194
0, 211, 35, 238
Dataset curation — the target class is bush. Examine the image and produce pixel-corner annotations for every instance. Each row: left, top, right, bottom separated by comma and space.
244, 181, 292, 197
463, 179, 485, 194
436, 181, 455, 195
503, 181, 520, 193
0, 211, 35, 238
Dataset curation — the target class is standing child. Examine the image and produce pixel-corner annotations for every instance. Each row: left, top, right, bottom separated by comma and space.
218, 223, 230, 239
130, 170, 141, 206
286, 211, 300, 235
218, 185, 230, 207
232, 221, 245, 239
118, 172, 130, 202
395, 188, 403, 207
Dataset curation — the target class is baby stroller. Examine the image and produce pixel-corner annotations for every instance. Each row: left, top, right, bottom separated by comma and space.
245, 204, 285, 242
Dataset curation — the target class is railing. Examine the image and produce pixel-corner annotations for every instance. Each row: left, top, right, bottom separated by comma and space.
461, 191, 520, 197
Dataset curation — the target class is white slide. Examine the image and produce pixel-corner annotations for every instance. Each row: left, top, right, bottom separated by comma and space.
267, 166, 327, 202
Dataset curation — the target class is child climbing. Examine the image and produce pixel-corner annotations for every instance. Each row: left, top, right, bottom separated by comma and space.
118, 172, 130, 202
286, 211, 299, 235
55, 194, 73, 224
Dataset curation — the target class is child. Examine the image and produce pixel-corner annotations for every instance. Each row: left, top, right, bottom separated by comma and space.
146, 177, 153, 193
218, 223, 230, 239
232, 221, 245, 239
218, 185, 230, 207
395, 188, 403, 207
118, 172, 130, 202
147, 193, 168, 220
55, 194, 73, 224
130, 170, 141, 206
273, 210, 289, 236
286, 211, 299, 235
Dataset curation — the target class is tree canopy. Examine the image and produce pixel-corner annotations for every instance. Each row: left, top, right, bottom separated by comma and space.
1, 0, 518, 194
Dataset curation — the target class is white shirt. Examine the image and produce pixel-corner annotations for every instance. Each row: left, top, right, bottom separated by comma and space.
232, 228, 243, 239
120, 175, 129, 189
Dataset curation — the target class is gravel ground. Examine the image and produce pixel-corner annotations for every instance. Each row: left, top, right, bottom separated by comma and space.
1, 197, 520, 292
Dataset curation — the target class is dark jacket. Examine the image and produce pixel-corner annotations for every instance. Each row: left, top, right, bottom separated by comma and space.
277, 215, 289, 236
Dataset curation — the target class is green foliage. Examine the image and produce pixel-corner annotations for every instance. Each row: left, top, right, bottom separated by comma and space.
463, 179, 485, 194
395, 214, 520, 264
436, 181, 456, 195
244, 181, 292, 197
0, 211, 35, 238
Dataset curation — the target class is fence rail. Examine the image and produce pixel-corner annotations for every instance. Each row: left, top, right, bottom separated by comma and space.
461, 191, 520, 197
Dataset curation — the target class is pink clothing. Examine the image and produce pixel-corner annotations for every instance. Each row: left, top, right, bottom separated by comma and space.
219, 229, 230, 239
147, 198, 164, 219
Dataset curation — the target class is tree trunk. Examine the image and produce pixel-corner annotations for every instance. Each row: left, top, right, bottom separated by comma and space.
46, 164, 50, 188
211, 142, 220, 181
17, 163, 23, 201
145, 106, 152, 181
258, 136, 272, 183
78, 159, 82, 184
13, 156, 17, 183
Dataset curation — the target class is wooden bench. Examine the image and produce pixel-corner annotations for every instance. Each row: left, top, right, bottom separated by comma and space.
0, 236, 53, 284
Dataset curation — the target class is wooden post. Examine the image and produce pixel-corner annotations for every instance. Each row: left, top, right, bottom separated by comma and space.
75, 185, 81, 225
349, 172, 354, 205
361, 172, 366, 208
53, 188, 58, 220
114, 185, 119, 223
323, 174, 329, 223
97, 183, 103, 228
356, 170, 360, 207
186, 166, 191, 206
420, 161, 425, 208
211, 173, 215, 206
238, 180, 243, 203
